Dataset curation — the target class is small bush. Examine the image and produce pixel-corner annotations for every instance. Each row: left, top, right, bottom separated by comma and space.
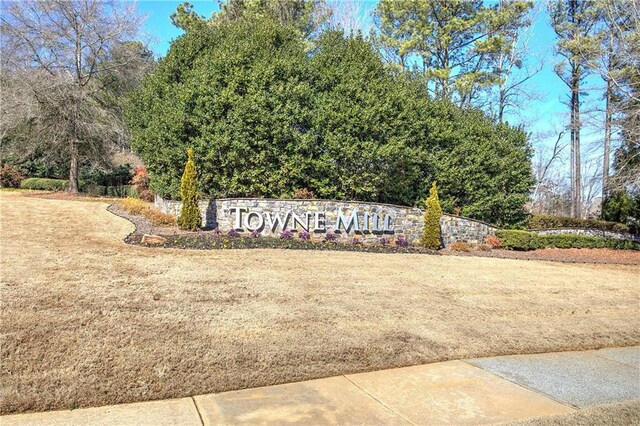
82, 184, 106, 196
20, 178, 68, 191
131, 165, 154, 201
228, 228, 240, 238
0, 165, 25, 188
325, 231, 337, 242
120, 197, 150, 215
119, 197, 176, 226
476, 243, 492, 251
280, 228, 293, 240
251, 229, 260, 238
527, 214, 629, 234
352, 237, 362, 245
299, 230, 310, 240
449, 241, 472, 252
145, 209, 177, 226
379, 237, 389, 246
485, 234, 502, 249
496, 230, 639, 251
105, 185, 135, 198
395, 236, 409, 247
293, 188, 314, 199
421, 182, 442, 249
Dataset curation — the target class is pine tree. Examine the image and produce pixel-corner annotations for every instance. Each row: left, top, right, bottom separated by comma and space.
422, 182, 442, 250
178, 148, 201, 231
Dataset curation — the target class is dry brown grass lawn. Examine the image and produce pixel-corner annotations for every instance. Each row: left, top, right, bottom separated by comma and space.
1, 191, 639, 414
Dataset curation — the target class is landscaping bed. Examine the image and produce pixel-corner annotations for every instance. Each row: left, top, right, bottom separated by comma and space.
108, 201, 640, 265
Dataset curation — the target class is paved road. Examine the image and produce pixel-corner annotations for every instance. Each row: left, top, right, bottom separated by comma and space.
2, 346, 639, 425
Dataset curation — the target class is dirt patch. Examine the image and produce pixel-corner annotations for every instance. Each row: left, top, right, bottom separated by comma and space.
1, 191, 639, 414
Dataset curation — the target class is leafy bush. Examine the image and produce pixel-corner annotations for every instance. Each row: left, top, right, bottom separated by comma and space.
601, 191, 640, 235
496, 230, 639, 251
105, 185, 135, 197
81, 165, 132, 187
144, 209, 177, 226
131, 165, 154, 201
120, 197, 149, 215
0, 165, 25, 188
251, 229, 260, 238
421, 182, 442, 249
395, 236, 408, 247
485, 234, 502, 249
177, 148, 201, 231
228, 228, 240, 237
299, 230, 311, 240
20, 178, 68, 191
293, 188, 314, 199
325, 231, 337, 242
477, 243, 492, 251
82, 184, 107, 196
280, 228, 294, 240
119, 197, 176, 226
449, 241, 472, 252
527, 214, 629, 234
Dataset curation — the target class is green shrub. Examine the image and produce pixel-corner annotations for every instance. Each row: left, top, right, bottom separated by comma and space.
20, 178, 68, 191
496, 230, 639, 251
602, 191, 640, 235
105, 185, 135, 198
177, 148, 201, 231
82, 184, 107, 196
527, 214, 629, 234
421, 182, 442, 249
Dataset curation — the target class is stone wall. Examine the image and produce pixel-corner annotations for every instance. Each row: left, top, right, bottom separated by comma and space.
530, 228, 640, 242
155, 196, 498, 246
440, 215, 498, 246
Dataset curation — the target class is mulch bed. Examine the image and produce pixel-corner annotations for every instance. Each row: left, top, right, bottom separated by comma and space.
107, 202, 639, 265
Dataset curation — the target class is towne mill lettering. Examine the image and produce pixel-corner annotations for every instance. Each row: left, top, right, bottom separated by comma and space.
229, 207, 394, 234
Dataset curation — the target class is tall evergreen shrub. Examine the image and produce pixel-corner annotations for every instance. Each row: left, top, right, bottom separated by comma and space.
178, 148, 201, 231
422, 182, 442, 249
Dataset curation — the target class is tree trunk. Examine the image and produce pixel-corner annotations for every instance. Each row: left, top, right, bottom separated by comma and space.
575, 91, 581, 218
68, 141, 79, 193
569, 0, 581, 218
570, 69, 579, 218
602, 34, 613, 198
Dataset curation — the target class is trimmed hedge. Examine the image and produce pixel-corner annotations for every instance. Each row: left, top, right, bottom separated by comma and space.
20, 178, 135, 197
496, 230, 639, 251
527, 214, 629, 234
20, 178, 68, 191
105, 185, 135, 197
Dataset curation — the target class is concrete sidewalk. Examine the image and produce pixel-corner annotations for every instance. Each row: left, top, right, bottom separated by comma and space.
2, 346, 639, 425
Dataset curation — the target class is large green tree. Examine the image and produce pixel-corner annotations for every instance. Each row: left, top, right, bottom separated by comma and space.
127, 16, 534, 226
372, 0, 533, 108
549, 0, 601, 218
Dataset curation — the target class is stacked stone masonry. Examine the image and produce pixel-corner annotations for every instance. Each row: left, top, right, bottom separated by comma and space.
155, 196, 499, 246
531, 228, 640, 243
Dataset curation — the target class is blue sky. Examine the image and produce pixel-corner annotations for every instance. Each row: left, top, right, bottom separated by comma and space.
137, 0, 607, 182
